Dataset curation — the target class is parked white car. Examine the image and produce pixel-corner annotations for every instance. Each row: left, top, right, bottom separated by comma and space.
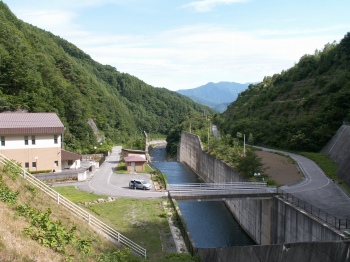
129, 180, 152, 190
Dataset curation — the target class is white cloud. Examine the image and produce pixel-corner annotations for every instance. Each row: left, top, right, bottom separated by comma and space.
14, 8, 79, 34
70, 24, 341, 90
182, 0, 248, 12
9, 3, 346, 90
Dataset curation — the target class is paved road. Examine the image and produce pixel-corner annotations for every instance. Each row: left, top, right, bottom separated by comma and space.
259, 147, 350, 219
53, 145, 350, 219
54, 146, 166, 199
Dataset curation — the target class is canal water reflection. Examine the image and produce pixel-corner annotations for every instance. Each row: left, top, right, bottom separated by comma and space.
150, 146, 255, 248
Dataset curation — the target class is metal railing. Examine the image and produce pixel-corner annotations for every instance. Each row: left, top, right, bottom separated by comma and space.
278, 188, 349, 230
0, 153, 146, 258
168, 182, 277, 198
168, 182, 268, 190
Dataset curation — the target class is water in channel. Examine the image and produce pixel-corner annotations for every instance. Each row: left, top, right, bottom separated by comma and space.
150, 146, 255, 248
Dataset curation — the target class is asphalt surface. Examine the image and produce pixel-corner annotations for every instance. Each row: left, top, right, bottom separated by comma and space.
53, 145, 350, 219
53, 146, 167, 199
259, 147, 350, 219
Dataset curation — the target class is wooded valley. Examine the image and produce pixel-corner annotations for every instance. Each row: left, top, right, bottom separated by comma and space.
0, 2, 213, 153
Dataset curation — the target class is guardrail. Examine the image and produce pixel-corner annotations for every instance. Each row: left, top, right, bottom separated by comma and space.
277, 188, 349, 230
168, 182, 267, 190
168, 182, 277, 199
0, 154, 146, 258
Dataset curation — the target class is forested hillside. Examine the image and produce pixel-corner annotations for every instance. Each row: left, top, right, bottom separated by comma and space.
216, 32, 350, 152
0, 2, 213, 153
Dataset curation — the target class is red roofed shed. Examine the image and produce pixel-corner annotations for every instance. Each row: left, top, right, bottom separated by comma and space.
124, 155, 147, 172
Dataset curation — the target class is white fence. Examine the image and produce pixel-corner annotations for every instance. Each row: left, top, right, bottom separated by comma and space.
0, 153, 146, 258
168, 182, 277, 198
168, 182, 268, 190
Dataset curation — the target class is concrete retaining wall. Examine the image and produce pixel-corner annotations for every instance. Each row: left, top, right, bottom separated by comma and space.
179, 131, 245, 183
321, 124, 350, 187
271, 196, 343, 244
179, 131, 346, 248
225, 198, 273, 245
197, 241, 350, 262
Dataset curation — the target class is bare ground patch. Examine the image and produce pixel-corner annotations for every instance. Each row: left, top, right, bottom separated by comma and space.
255, 150, 303, 186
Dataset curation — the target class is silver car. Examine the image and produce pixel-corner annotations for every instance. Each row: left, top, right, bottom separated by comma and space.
129, 180, 152, 190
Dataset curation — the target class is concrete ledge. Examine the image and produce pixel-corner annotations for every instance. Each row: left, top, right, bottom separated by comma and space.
197, 240, 350, 262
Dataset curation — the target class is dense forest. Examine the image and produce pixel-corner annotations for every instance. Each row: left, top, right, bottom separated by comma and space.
0, 2, 213, 153
215, 32, 350, 152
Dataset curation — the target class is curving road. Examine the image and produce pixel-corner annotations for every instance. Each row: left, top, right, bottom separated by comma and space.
54, 145, 350, 219
54, 146, 166, 199
259, 147, 350, 219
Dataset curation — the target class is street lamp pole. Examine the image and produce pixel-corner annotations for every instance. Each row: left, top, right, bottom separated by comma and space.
35, 157, 38, 174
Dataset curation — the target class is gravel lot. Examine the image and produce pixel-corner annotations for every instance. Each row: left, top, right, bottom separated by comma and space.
255, 150, 303, 185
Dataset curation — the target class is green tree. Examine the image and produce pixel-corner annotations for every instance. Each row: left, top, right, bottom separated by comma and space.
237, 151, 263, 177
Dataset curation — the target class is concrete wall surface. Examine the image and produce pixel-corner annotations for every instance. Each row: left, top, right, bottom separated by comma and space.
321, 124, 350, 187
197, 241, 350, 262
179, 130, 346, 253
271, 197, 344, 244
321, 125, 350, 164
225, 198, 272, 245
179, 131, 245, 183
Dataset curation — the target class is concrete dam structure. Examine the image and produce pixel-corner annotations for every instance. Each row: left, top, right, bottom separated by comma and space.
178, 131, 350, 262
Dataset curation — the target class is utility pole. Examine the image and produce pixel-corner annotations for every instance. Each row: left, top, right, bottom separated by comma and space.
244, 134, 246, 157
208, 122, 210, 152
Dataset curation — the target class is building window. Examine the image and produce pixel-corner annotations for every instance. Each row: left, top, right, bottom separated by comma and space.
0, 136, 4, 146
32, 162, 36, 168
54, 161, 58, 167
54, 135, 58, 144
68, 160, 73, 165
31, 136, 36, 145
25, 162, 29, 169
24, 136, 29, 145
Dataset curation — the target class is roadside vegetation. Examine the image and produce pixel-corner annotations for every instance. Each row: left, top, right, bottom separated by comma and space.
0, 161, 118, 261
0, 160, 198, 261
166, 114, 265, 182
167, 114, 349, 188
54, 186, 107, 203
51, 186, 199, 261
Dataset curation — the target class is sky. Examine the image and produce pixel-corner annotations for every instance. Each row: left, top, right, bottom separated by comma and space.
3, 0, 350, 91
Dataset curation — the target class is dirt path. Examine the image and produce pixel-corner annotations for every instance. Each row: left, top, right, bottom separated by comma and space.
255, 150, 303, 185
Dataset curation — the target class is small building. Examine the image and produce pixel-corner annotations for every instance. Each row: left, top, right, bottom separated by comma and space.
0, 112, 81, 172
61, 149, 81, 169
121, 149, 147, 160
124, 155, 147, 172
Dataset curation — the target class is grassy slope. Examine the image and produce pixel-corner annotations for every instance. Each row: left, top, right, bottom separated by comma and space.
88, 199, 173, 260
0, 170, 117, 261
54, 186, 180, 261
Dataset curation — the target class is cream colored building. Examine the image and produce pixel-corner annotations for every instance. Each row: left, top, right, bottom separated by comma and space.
0, 112, 80, 172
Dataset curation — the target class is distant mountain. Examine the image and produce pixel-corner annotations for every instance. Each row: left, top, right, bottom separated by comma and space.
176, 82, 252, 112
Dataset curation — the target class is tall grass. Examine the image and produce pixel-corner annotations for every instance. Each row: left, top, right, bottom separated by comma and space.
0, 168, 116, 261
56, 186, 198, 261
